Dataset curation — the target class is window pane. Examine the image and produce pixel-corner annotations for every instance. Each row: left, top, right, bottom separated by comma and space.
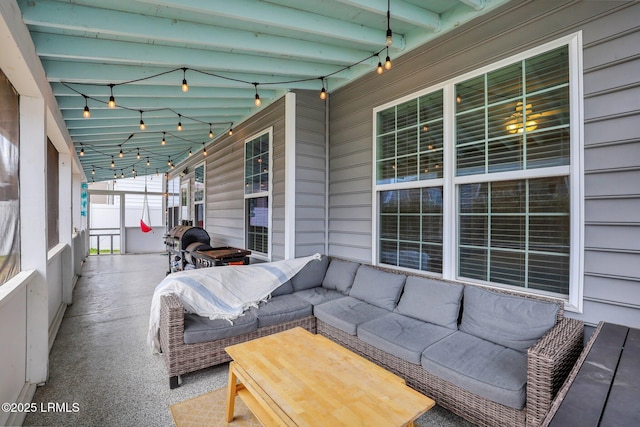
456, 109, 485, 145
528, 253, 570, 294
397, 99, 418, 129
487, 62, 522, 104
377, 133, 395, 160
459, 178, 570, 294
0, 70, 20, 287
378, 187, 442, 274
526, 46, 569, 93
377, 108, 396, 134
247, 196, 268, 253
245, 133, 269, 195
459, 247, 487, 281
456, 75, 484, 113
490, 250, 525, 287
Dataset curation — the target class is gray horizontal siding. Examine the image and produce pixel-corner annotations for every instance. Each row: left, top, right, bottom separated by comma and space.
293, 90, 327, 257
329, 0, 640, 327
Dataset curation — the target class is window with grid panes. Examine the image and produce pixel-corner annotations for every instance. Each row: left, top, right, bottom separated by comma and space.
244, 130, 271, 255
456, 45, 571, 294
376, 90, 444, 273
374, 39, 579, 300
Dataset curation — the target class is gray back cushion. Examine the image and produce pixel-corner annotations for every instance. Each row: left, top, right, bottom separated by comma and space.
291, 255, 330, 291
271, 280, 293, 297
321, 259, 360, 295
460, 286, 559, 352
349, 265, 406, 311
394, 276, 463, 329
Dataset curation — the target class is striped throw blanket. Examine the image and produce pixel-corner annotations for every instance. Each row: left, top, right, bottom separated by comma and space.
147, 253, 321, 353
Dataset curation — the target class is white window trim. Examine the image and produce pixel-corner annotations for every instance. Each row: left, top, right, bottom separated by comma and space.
194, 162, 206, 228
243, 127, 273, 261
372, 33, 584, 312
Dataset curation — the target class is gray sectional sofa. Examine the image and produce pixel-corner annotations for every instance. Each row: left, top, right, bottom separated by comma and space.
158, 255, 584, 427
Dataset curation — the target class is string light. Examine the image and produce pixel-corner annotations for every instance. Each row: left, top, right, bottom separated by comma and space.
188, 149, 192, 156
118, 148, 124, 158
385, 47, 392, 70
203, 143, 207, 156
108, 84, 116, 108
91, 166, 95, 175
253, 83, 261, 107
83, 96, 91, 118
181, 68, 189, 92
139, 111, 146, 130
167, 157, 172, 166
319, 78, 327, 100
66, 14, 399, 179
155, 169, 159, 176
121, 170, 125, 179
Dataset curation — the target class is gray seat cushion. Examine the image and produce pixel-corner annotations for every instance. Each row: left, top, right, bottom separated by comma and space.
271, 280, 294, 297
460, 285, 559, 352
250, 294, 313, 328
291, 255, 330, 291
321, 259, 360, 294
394, 276, 464, 329
421, 331, 528, 409
349, 265, 406, 311
183, 311, 258, 344
314, 296, 389, 335
294, 287, 346, 306
358, 313, 455, 364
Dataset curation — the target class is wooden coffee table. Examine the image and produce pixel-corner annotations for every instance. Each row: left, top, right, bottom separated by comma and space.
225, 327, 434, 426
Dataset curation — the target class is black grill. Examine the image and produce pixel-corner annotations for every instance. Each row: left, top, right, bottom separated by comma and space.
164, 225, 211, 272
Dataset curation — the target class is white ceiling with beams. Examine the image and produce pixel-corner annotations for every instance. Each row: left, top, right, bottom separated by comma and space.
18, 0, 510, 182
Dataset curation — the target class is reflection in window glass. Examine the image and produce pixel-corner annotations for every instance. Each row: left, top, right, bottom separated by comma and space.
0, 70, 20, 286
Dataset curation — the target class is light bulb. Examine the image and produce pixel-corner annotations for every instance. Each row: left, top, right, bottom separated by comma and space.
255, 93, 261, 107
118, 149, 124, 158
320, 87, 327, 100
177, 121, 182, 131
139, 119, 146, 130
209, 129, 214, 139
181, 78, 188, 92
161, 133, 166, 145
108, 96, 116, 108
385, 55, 392, 70
79, 148, 85, 156
386, 30, 393, 47
83, 105, 91, 118
229, 128, 233, 136
377, 61, 384, 75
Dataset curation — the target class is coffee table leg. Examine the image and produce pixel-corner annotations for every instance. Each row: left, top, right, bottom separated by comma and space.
226, 362, 238, 422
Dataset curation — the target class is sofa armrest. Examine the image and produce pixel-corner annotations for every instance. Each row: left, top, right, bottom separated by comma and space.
159, 293, 185, 355
526, 317, 583, 427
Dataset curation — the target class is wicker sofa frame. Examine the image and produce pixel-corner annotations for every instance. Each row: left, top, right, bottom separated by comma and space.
158, 261, 583, 426
317, 301, 583, 427
159, 293, 316, 389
